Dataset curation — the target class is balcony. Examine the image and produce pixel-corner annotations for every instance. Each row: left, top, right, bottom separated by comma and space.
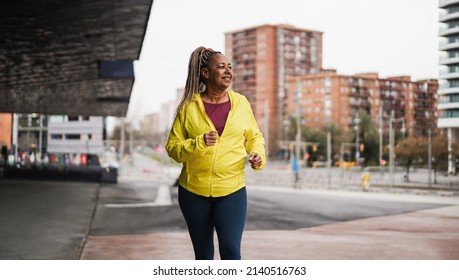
439, 26, 459, 36
439, 86, 459, 94
439, 41, 459, 51
439, 71, 459, 79
438, 117, 459, 128
438, 102, 459, 110
440, 0, 459, 9
440, 56, 459, 65
439, 11, 459, 22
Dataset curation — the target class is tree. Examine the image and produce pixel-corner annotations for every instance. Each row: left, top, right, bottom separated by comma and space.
284, 115, 344, 164
394, 136, 423, 182
419, 135, 458, 183
347, 111, 379, 166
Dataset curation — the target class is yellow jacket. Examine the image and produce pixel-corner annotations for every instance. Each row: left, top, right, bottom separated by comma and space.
166, 90, 266, 197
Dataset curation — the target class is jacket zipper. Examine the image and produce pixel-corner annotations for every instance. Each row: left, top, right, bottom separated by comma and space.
197, 97, 218, 197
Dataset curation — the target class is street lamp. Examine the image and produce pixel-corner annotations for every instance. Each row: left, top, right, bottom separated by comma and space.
120, 117, 125, 159
293, 76, 302, 187
378, 105, 384, 176
400, 120, 406, 137
354, 113, 361, 167
425, 111, 432, 188
389, 110, 406, 188
283, 119, 290, 161
325, 76, 332, 186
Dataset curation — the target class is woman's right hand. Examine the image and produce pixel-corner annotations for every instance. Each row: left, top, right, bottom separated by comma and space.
204, 131, 218, 146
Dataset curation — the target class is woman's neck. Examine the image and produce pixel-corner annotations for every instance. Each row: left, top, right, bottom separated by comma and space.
201, 89, 229, 104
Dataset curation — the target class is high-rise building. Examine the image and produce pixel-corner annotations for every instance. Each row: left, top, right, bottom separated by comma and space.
439, 0, 459, 173
225, 24, 323, 155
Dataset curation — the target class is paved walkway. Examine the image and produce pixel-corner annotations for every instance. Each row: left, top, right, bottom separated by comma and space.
77, 154, 459, 260
1, 153, 458, 260
80, 185, 459, 260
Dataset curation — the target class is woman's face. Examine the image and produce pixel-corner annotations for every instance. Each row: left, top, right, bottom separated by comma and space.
202, 53, 233, 91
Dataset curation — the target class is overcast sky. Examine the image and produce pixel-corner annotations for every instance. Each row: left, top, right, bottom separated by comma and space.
126, 0, 439, 120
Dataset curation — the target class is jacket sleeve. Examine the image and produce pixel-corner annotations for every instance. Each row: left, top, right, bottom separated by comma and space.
165, 109, 208, 163
243, 99, 266, 170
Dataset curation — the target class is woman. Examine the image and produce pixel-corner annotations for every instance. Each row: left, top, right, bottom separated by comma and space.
166, 46, 266, 260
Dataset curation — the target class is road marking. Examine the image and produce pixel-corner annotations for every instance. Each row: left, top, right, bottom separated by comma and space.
104, 185, 172, 208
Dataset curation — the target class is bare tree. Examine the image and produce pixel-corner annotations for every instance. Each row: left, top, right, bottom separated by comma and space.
419, 135, 458, 183
394, 137, 423, 182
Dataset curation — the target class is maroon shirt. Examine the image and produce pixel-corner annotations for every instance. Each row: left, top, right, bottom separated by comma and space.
203, 100, 231, 136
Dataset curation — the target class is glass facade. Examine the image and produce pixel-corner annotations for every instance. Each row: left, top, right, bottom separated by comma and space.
439, 0, 459, 173
439, 1, 459, 122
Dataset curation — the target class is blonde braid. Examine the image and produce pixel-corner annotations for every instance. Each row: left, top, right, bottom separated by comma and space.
176, 46, 220, 113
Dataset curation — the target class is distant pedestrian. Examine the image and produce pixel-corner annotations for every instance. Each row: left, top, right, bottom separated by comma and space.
166, 46, 266, 260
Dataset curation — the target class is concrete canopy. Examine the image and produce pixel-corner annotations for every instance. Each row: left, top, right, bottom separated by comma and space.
0, 0, 154, 117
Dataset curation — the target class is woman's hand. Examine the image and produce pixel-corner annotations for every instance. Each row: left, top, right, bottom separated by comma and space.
249, 152, 262, 169
204, 131, 218, 146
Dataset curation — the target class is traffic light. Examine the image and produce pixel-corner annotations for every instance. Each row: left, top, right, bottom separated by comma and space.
360, 144, 364, 152
305, 153, 310, 160
312, 145, 317, 152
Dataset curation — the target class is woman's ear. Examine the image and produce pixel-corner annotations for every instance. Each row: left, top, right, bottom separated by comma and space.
201, 67, 209, 79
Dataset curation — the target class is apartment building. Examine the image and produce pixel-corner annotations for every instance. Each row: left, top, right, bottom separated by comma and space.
285, 70, 438, 138
47, 115, 104, 154
439, 0, 459, 173
225, 24, 323, 155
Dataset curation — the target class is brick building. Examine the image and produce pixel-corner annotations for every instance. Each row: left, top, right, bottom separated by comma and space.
225, 24, 323, 155
285, 70, 438, 139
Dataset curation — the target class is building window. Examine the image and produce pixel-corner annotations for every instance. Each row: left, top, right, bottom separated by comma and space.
440, 109, 459, 118
448, 64, 459, 73
448, 20, 459, 28
65, 134, 81, 140
49, 115, 65, 123
50, 134, 63, 140
68, 116, 79, 121
448, 6, 459, 14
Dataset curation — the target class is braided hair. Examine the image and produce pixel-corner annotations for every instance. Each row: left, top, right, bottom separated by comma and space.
176, 46, 221, 113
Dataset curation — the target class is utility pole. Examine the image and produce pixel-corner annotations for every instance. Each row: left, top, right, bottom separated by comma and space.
389, 110, 395, 188
120, 118, 125, 160
283, 119, 290, 161
354, 112, 360, 167
428, 128, 432, 188
325, 76, 332, 186
12, 113, 18, 164
379, 105, 384, 177
129, 121, 134, 165
388, 110, 406, 187
38, 114, 43, 155
294, 76, 302, 186
425, 111, 432, 188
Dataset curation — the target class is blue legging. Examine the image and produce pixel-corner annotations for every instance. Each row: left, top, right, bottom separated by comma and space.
178, 186, 247, 260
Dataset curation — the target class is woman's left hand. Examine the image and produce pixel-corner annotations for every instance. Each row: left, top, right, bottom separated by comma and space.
249, 152, 262, 169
